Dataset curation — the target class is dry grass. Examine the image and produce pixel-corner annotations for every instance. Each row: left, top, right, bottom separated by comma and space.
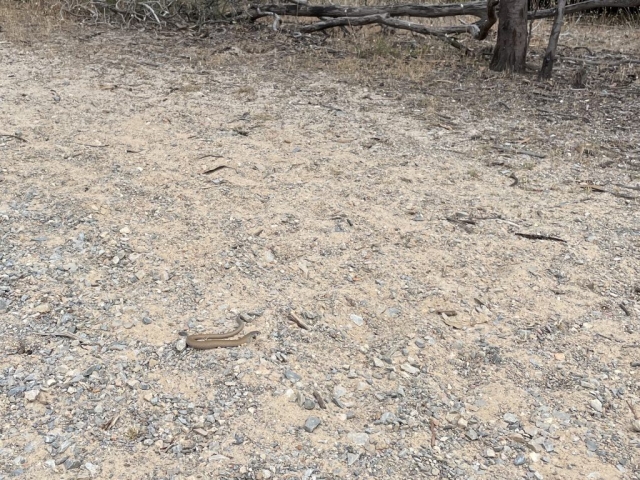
0, 0, 62, 44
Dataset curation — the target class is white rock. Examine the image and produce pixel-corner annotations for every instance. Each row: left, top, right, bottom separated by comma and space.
590, 399, 603, 413
175, 338, 187, 352
24, 390, 40, 402
400, 363, 419, 375
347, 432, 369, 446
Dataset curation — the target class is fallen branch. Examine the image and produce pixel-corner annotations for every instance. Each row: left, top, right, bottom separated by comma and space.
515, 233, 567, 243
300, 14, 474, 52
250, 0, 640, 23
529, 0, 640, 19
0, 133, 27, 142
250, 2, 487, 21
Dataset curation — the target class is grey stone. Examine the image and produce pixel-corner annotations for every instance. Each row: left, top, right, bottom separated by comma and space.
503, 413, 519, 424
466, 429, 478, 441
303, 398, 316, 410
414, 338, 426, 348
284, 370, 301, 383
333, 385, 347, 398
400, 363, 419, 375
347, 432, 369, 446
585, 438, 598, 452
380, 412, 396, 424
64, 458, 82, 470
304, 417, 321, 433
514, 453, 526, 466
347, 452, 360, 466
385, 307, 401, 317
589, 399, 603, 413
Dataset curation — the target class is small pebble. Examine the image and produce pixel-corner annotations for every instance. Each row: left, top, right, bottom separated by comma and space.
347, 452, 360, 465
303, 417, 321, 433
349, 314, 364, 326
175, 338, 187, 352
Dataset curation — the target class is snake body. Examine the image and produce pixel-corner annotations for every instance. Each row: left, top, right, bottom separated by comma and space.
185, 318, 260, 349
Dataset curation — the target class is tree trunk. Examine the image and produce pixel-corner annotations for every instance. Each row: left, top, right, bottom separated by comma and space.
490, 0, 529, 73
539, 0, 567, 80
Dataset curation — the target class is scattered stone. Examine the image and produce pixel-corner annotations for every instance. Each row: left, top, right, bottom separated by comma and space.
24, 390, 39, 402
380, 412, 396, 424
414, 338, 426, 348
64, 459, 82, 470
175, 338, 187, 352
347, 452, 360, 466
35, 303, 51, 313
304, 417, 321, 433
466, 429, 478, 441
84, 463, 99, 476
284, 370, 301, 383
503, 413, 519, 424
400, 363, 419, 375
585, 438, 598, 452
333, 385, 347, 398
347, 432, 369, 446
349, 314, 364, 326
385, 307, 401, 317
514, 453, 526, 466
590, 399, 603, 413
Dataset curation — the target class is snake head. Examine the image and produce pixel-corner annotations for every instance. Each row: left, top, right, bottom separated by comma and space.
247, 331, 260, 341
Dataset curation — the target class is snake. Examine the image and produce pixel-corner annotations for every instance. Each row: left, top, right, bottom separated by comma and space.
185, 318, 260, 350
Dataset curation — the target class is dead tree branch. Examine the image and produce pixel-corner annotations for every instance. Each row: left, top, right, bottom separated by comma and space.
475, 0, 499, 41
529, 0, 640, 19
300, 13, 474, 52
539, 0, 566, 80
250, 0, 640, 22
249, 2, 487, 21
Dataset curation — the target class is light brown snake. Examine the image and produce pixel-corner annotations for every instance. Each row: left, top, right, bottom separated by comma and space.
185, 318, 260, 350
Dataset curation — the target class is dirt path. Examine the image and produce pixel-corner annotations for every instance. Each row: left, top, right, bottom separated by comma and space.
1, 13, 639, 480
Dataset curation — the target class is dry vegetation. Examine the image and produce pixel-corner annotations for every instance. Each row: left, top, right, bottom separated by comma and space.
1, 1, 640, 479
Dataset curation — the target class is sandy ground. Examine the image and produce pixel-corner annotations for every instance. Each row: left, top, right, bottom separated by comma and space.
1, 7, 640, 480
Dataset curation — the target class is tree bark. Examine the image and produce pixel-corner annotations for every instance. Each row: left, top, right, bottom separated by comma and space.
490, 0, 529, 73
538, 0, 567, 80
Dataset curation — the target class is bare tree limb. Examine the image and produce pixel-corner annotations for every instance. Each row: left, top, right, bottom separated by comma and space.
250, 0, 640, 22
529, 0, 640, 19
299, 13, 474, 52
249, 2, 488, 21
539, 0, 567, 80
379, 17, 473, 52
475, 0, 499, 40
299, 13, 388, 33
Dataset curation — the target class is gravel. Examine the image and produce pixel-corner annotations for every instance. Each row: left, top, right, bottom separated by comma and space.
0, 15, 638, 480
